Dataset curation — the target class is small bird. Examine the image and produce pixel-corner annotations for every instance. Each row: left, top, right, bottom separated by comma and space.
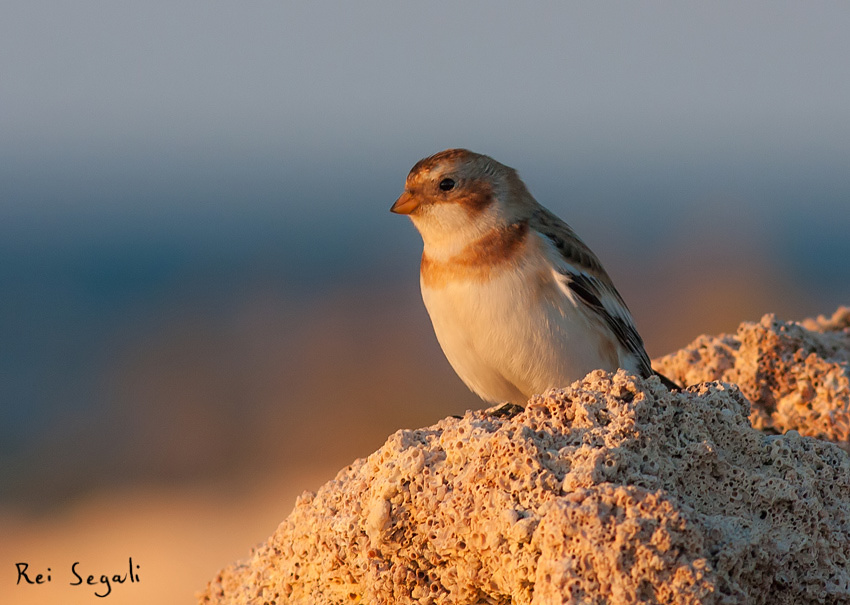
391, 148, 676, 406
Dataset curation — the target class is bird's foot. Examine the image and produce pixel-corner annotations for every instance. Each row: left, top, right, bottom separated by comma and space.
486, 402, 525, 418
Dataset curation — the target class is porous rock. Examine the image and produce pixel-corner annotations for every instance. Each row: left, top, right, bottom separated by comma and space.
655, 307, 850, 449
200, 310, 850, 604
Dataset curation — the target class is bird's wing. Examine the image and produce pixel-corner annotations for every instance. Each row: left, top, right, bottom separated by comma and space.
529, 207, 654, 379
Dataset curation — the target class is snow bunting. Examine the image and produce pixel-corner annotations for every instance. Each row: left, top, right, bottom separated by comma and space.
391, 148, 676, 406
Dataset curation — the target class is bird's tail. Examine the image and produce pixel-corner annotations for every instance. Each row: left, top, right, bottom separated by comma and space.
653, 370, 682, 391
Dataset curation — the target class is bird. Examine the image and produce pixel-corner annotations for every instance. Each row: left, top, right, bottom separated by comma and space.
391, 148, 677, 408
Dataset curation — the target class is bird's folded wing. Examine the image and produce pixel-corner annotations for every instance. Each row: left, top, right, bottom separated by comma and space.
530, 207, 654, 379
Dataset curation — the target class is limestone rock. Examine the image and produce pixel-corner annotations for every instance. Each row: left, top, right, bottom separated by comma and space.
200, 310, 850, 604
655, 307, 850, 449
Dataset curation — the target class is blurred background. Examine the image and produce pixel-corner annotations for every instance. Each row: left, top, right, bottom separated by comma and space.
2, 2, 849, 603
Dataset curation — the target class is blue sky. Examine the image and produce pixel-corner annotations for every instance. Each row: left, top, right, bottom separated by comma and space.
3, 2, 849, 220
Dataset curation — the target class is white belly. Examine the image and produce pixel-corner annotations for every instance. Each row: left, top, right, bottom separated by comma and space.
421, 262, 616, 405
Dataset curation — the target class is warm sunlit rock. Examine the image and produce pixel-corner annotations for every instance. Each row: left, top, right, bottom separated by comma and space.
655, 307, 850, 449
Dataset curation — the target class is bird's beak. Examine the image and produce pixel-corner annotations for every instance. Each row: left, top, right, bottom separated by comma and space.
390, 191, 420, 215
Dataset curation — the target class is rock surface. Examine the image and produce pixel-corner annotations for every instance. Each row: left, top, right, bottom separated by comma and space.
199, 309, 850, 604
655, 307, 850, 449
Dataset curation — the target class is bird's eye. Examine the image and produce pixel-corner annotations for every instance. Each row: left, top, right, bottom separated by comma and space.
439, 178, 456, 191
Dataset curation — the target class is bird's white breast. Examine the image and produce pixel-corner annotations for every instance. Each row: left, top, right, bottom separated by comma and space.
420, 233, 617, 404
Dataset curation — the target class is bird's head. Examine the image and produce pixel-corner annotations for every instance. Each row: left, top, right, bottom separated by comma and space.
391, 149, 533, 255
